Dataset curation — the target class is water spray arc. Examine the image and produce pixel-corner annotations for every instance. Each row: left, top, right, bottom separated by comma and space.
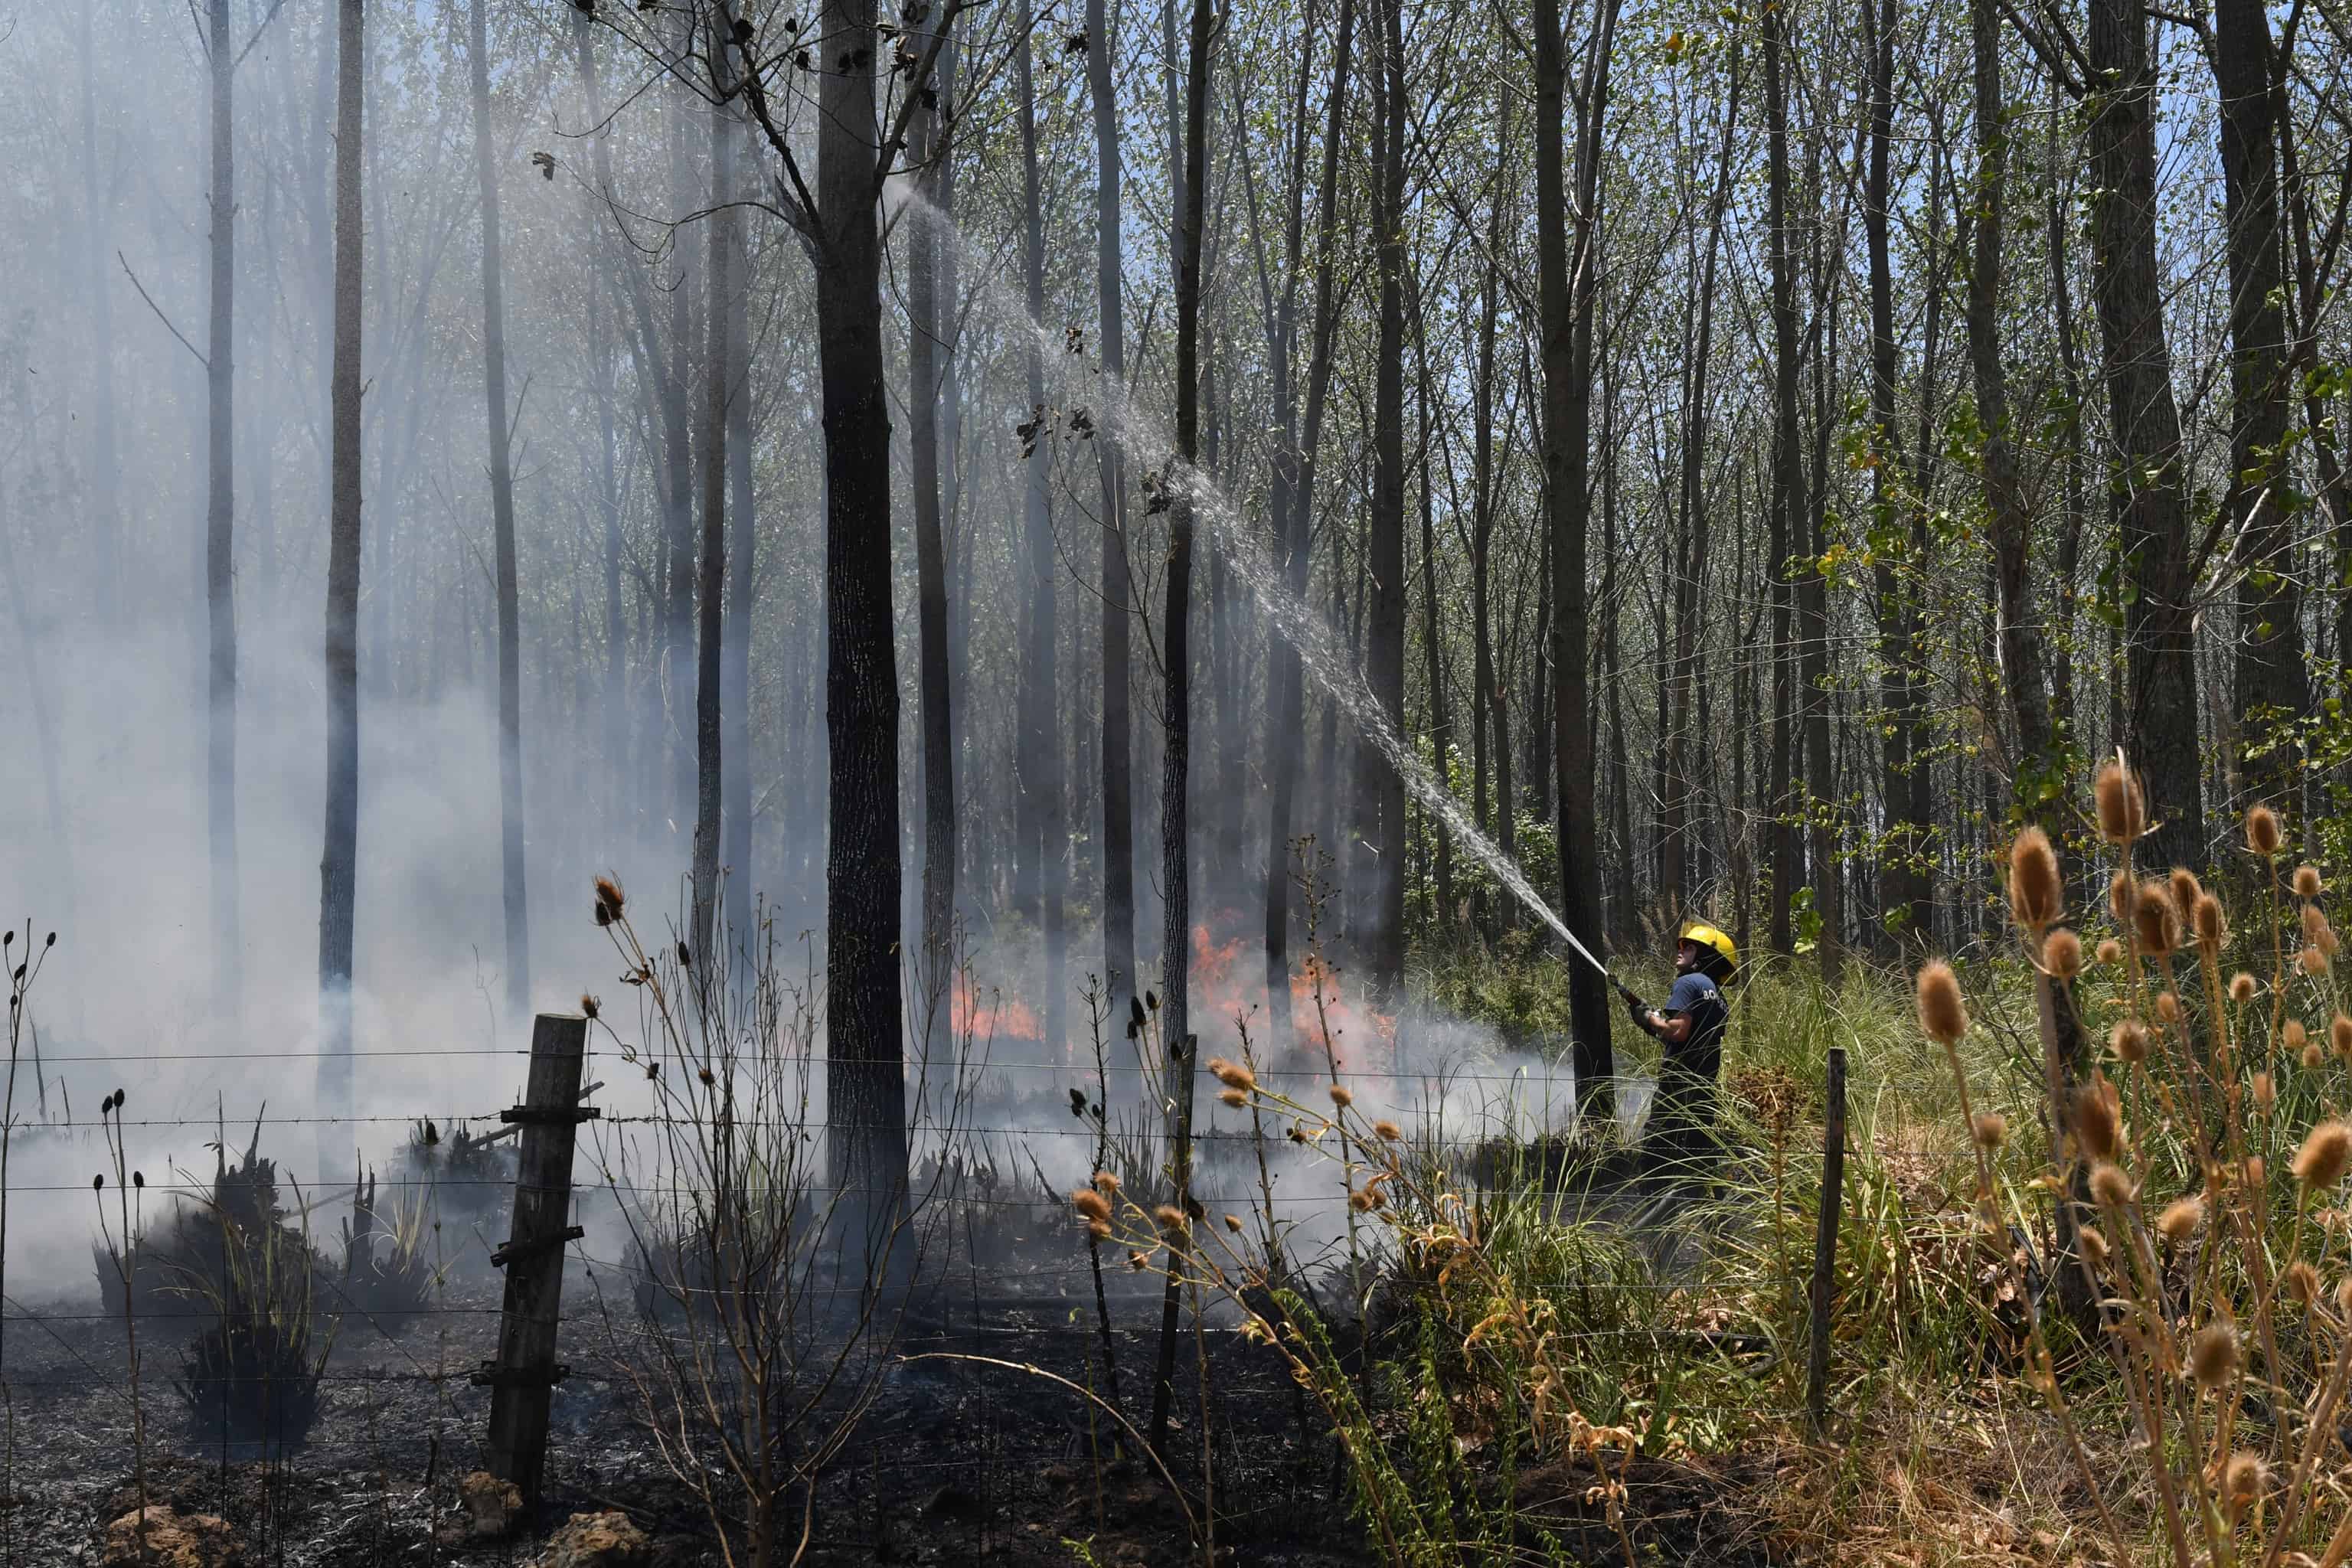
894, 194, 1632, 999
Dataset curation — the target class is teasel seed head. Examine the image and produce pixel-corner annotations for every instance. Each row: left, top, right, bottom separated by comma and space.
2307, 902, 2333, 946
2306, 1042, 2326, 1070
2169, 867, 2205, 924
2300, 865, 2327, 899
2134, 883, 2181, 956
2304, 945, 2332, 976
1223, 1214, 1243, 1233
1348, 1186, 1375, 1212
2288, 1260, 2321, 1305
2043, 929, 2082, 980
2232, 972, 2258, 1004
2079, 1226, 2110, 1270
2194, 893, 2226, 951
2156, 991, 2181, 1023
1154, 1204, 1189, 1234
2249, 804, 2285, 857
1207, 1057, 1256, 1093
1916, 961, 1968, 1047
1072, 1189, 1112, 1224
579, 993, 599, 1020
2223, 1452, 2270, 1516
2295, 1120, 2352, 1191
2288, 1020, 2309, 1054
593, 874, 627, 926
2156, 1196, 2204, 1244
2009, 828, 2063, 933
2095, 760, 2144, 845
2109, 870, 2136, 926
2109, 1020, 2149, 1067
1128, 1250, 1150, 1271
2190, 1322, 2241, 1389
2097, 938, 2124, 966
2333, 1014, 2352, 1058
1087, 1219, 1112, 1240
1972, 1112, 2007, 1149
1373, 1119, 1403, 1142
2075, 1080, 2122, 1160
2089, 1161, 2136, 1209
1219, 1089, 1247, 1109
1093, 1169, 1120, 1194
1328, 1083, 1354, 1109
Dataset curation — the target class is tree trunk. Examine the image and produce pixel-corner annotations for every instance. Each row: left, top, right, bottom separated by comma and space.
1664, 52, 1739, 915
1265, 0, 1354, 1038
1413, 290, 1452, 937
1087, 0, 1135, 1008
1965, 0, 2057, 825
1864, 0, 1922, 952
690, 77, 731, 971
665, 50, 701, 854
1360, 0, 1407, 989
722, 104, 756, 959
1150, 0, 1214, 1460
2089, 0, 2200, 864
470, 0, 529, 1013
74, 0, 122, 614
2216, 0, 2305, 813
207, 0, 241, 1014
1538, 0, 1619, 1110
1765, 0, 1801, 959
1016, 31, 1068, 1049
910, 19, 956, 1011
812, 0, 907, 1259
1470, 107, 1501, 939
318, 0, 365, 1137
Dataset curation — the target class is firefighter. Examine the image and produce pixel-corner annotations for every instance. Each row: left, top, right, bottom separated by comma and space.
1619, 923, 1736, 1177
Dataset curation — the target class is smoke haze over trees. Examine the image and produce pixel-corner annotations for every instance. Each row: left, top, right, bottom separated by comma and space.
4, 0, 2350, 1163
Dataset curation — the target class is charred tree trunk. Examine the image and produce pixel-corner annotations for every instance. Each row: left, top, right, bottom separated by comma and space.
1150, 0, 1214, 1462
207, 0, 241, 1012
1087, 0, 1135, 1008
690, 78, 731, 971
721, 105, 756, 959
471, 0, 530, 1012
664, 51, 701, 854
910, 20, 956, 1010
318, 0, 365, 1134
1017, 31, 1068, 1048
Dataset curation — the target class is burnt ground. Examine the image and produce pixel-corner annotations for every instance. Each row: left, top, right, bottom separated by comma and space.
0, 1250, 1791, 1567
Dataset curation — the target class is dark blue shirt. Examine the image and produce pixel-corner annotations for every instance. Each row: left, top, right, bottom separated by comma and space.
1663, 970, 1728, 1083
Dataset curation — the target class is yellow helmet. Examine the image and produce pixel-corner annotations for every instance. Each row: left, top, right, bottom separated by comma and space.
1679, 922, 1738, 971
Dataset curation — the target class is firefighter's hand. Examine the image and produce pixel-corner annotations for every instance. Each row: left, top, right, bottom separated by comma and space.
1621, 989, 1649, 1024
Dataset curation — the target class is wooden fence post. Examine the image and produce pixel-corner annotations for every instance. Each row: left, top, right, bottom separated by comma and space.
1806, 1044, 1848, 1436
475, 1012, 598, 1501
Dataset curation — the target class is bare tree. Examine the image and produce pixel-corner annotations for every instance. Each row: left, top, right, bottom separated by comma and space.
1537, 0, 1619, 1106
1087, 0, 1136, 1008
469, 0, 529, 1013
317, 0, 365, 1135
205, 0, 241, 1013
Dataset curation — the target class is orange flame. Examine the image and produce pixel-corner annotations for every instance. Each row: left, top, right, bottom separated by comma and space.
952, 976, 1042, 1042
